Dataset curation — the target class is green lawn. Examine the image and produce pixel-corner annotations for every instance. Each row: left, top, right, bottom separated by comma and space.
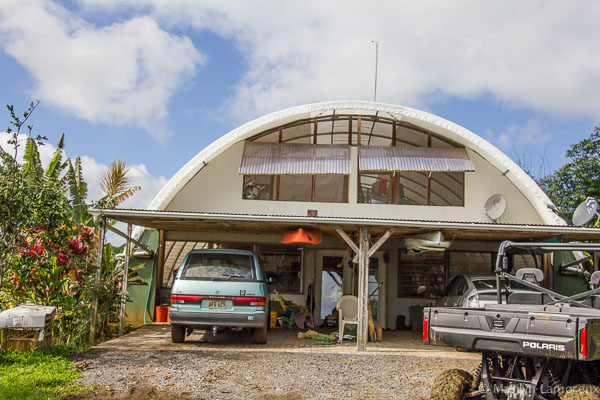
0, 347, 83, 400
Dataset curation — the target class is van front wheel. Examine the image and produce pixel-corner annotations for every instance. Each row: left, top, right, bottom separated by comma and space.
171, 324, 185, 343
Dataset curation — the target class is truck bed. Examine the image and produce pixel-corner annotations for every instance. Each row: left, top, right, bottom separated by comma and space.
424, 304, 600, 360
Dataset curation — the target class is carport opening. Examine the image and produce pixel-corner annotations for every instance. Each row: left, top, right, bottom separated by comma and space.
159, 241, 306, 313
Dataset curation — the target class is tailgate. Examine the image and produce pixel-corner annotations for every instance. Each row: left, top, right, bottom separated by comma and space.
424, 306, 579, 359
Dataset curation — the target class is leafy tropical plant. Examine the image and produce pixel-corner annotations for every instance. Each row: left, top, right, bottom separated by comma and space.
1, 103, 144, 347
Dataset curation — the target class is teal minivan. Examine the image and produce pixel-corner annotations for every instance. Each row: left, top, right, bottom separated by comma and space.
169, 249, 269, 344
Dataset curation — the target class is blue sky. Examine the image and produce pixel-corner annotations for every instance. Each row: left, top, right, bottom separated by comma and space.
1, 1, 599, 209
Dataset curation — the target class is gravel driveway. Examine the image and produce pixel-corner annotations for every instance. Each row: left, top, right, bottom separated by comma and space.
70, 348, 477, 399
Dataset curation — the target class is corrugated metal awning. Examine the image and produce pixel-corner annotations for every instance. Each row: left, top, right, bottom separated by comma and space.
359, 146, 475, 172
239, 141, 351, 175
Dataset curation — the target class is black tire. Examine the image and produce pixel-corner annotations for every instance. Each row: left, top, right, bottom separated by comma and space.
252, 321, 268, 344
563, 384, 600, 400
430, 369, 472, 400
171, 324, 185, 343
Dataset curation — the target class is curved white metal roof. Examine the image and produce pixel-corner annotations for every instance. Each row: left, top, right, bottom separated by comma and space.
147, 101, 562, 225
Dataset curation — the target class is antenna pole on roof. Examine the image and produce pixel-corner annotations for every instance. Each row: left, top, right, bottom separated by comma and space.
372, 40, 378, 102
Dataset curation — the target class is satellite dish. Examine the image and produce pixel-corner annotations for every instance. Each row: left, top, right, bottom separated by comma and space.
572, 197, 599, 226
484, 194, 507, 222
243, 185, 259, 200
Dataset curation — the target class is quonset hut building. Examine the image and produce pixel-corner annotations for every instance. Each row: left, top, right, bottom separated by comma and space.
91, 101, 600, 347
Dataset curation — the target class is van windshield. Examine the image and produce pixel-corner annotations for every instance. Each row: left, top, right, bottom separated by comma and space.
181, 253, 255, 280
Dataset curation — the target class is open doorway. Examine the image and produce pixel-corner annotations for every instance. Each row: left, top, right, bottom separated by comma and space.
320, 256, 344, 320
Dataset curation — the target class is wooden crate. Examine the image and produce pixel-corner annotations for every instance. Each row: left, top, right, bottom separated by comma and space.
1, 314, 53, 351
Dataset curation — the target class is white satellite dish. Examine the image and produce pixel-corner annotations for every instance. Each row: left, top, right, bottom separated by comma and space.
572, 197, 599, 226
484, 194, 507, 222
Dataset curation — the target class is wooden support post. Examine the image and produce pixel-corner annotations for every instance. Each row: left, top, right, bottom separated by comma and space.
357, 116, 362, 146
119, 223, 132, 337
357, 226, 369, 351
156, 229, 165, 301
90, 218, 106, 343
348, 116, 353, 145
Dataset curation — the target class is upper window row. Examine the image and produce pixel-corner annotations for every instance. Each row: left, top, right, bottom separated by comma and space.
239, 114, 474, 206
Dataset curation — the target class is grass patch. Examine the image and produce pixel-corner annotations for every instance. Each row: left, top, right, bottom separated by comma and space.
0, 347, 83, 400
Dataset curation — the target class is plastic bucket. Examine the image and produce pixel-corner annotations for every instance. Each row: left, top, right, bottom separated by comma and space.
270, 311, 278, 328
155, 306, 167, 322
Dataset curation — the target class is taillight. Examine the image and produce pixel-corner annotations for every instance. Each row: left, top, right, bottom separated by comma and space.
423, 316, 429, 342
170, 294, 266, 307
580, 327, 588, 357
170, 294, 202, 304
233, 297, 266, 307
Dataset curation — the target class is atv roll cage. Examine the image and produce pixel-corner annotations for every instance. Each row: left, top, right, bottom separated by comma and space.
494, 241, 600, 307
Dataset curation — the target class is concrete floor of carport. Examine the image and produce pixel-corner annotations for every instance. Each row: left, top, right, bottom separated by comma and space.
93, 324, 479, 360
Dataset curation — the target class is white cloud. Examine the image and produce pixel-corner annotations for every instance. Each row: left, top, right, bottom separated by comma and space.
4, 0, 600, 139
0, 0, 205, 141
78, 0, 600, 123
0, 132, 166, 210
495, 119, 550, 151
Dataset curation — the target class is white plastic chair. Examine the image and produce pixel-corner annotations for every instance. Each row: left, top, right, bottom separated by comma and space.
336, 295, 358, 343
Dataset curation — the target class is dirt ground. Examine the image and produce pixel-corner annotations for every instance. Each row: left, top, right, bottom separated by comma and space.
65, 325, 478, 399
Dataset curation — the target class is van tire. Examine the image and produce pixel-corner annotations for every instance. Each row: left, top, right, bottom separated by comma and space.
171, 324, 185, 343
429, 369, 472, 400
252, 322, 268, 344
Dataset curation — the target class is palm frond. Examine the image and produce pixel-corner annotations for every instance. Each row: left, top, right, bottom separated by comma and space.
99, 161, 141, 208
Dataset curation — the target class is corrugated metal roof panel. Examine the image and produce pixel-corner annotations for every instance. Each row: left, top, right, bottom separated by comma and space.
239, 141, 351, 175
359, 146, 475, 172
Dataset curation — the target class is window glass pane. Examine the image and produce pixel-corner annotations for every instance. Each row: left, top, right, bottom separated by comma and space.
398, 172, 427, 205
430, 172, 464, 206
314, 175, 348, 203
398, 251, 445, 298
243, 175, 275, 200
448, 252, 493, 280
261, 252, 301, 293
359, 173, 391, 204
279, 175, 312, 201
181, 253, 254, 280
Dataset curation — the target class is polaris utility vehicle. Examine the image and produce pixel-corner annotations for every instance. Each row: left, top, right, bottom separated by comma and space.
424, 241, 600, 400
169, 249, 269, 344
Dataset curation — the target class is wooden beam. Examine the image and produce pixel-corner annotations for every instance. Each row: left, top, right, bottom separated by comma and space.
368, 229, 393, 258
90, 219, 106, 343
119, 223, 132, 337
334, 227, 360, 255
357, 226, 369, 351
105, 224, 153, 256
357, 116, 362, 146
156, 229, 165, 298
392, 121, 397, 146
348, 116, 353, 145
313, 117, 318, 144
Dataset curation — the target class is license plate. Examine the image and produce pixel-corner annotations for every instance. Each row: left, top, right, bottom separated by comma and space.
208, 299, 226, 309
